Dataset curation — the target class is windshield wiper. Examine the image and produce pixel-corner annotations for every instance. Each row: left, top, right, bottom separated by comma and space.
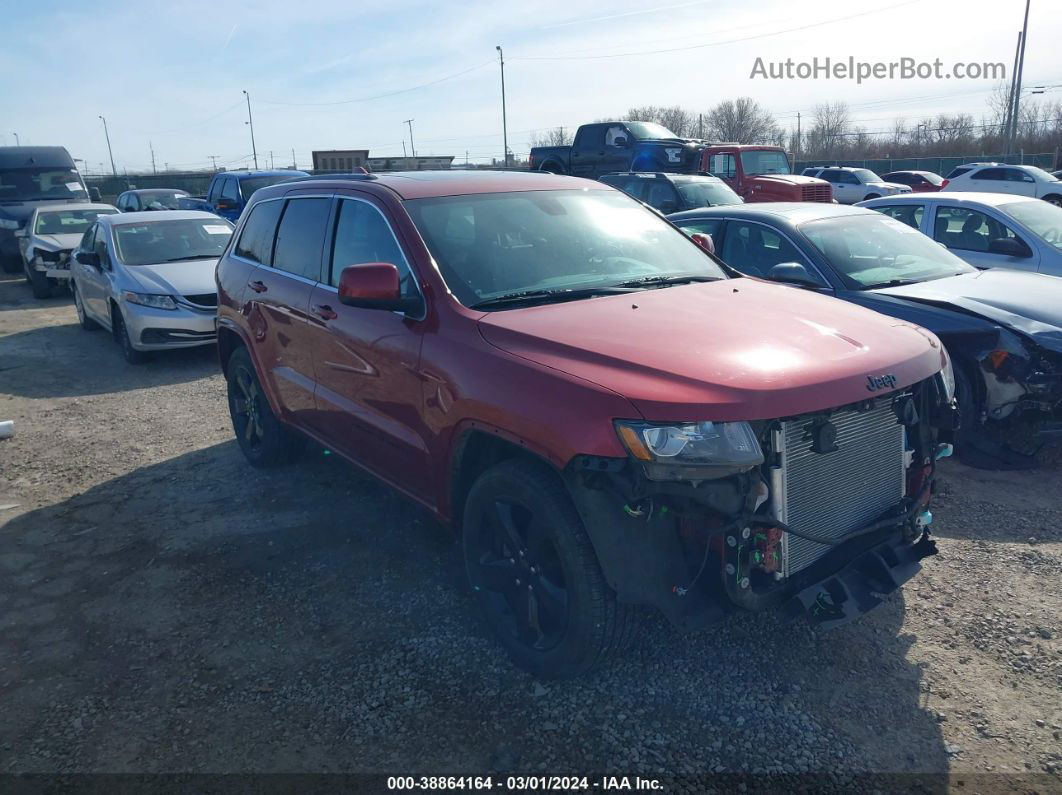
470, 286, 632, 309
163, 254, 218, 262
862, 278, 923, 290
615, 274, 721, 288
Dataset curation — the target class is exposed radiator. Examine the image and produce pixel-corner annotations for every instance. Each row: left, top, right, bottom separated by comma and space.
801, 184, 833, 203
772, 399, 907, 577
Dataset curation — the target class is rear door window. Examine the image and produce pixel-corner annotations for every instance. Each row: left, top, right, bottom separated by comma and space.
973, 168, 1005, 181
677, 219, 723, 238
220, 177, 239, 202
234, 199, 284, 265
272, 197, 331, 281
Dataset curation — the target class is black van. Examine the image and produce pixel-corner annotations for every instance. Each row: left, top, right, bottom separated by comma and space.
0, 147, 96, 273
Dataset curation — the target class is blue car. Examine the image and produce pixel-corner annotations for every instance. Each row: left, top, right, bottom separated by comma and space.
204, 169, 308, 221
669, 203, 1062, 468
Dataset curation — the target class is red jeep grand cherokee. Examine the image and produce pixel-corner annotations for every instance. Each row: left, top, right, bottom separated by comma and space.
215, 171, 956, 677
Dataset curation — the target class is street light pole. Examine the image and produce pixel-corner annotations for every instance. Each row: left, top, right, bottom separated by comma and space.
242, 90, 259, 169
208, 155, 219, 171
1008, 0, 1032, 155
496, 45, 509, 168
404, 119, 416, 159
98, 116, 116, 176
12, 132, 20, 146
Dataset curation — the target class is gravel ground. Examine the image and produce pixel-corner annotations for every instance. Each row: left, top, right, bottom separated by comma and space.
0, 271, 1059, 792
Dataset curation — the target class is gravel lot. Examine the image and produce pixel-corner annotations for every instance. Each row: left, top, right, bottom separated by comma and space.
1, 270, 1059, 791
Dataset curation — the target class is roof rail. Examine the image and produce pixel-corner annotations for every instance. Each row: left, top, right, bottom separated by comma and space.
288, 172, 378, 182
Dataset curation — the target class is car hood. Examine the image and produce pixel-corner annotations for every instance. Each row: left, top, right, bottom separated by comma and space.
876, 269, 1062, 353
123, 258, 219, 297
750, 174, 827, 187
32, 233, 82, 250
477, 278, 944, 422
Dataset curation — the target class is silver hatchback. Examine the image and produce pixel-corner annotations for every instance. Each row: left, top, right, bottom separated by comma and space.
69, 210, 233, 363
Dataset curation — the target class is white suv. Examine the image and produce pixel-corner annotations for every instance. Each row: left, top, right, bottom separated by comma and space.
941, 164, 1062, 206
813, 166, 912, 204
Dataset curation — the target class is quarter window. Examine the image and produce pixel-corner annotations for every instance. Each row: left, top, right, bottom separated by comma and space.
272, 197, 331, 280
873, 204, 925, 230
329, 198, 415, 295
234, 200, 284, 265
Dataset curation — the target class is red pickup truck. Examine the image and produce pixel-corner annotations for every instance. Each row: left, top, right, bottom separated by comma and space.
701, 144, 833, 202
216, 171, 954, 677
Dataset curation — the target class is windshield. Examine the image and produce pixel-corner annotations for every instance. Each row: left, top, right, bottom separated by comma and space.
1002, 200, 1062, 250
239, 175, 297, 201
0, 168, 87, 202
920, 172, 944, 186
404, 189, 726, 308
853, 169, 882, 184
739, 150, 791, 176
34, 208, 116, 235
800, 214, 975, 289
672, 178, 742, 208
137, 190, 188, 209
113, 218, 234, 266
625, 122, 679, 140
1023, 166, 1059, 182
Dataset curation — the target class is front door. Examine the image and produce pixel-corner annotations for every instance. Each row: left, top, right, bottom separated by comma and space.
306, 194, 431, 499
930, 204, 1039, 271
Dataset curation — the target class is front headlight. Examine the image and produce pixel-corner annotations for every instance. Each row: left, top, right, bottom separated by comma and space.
938, 349, 956, 402
0, 218, 20, 230
615, 420, 764, 481
122, 291, 178, 310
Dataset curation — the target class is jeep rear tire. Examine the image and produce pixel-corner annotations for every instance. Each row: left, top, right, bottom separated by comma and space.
226, 346, 304, 468
462, 458, 638, 678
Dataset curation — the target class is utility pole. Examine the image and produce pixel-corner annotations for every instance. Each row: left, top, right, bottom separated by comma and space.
402, 141, 407, 158
496, 46, 509, 168
1008, 0, 1032, 157
269, 150, 275, 169
698, 113, 704, 139
1003, 31, 1023, 152
291, 148, 296, 169
98, 116, 117, 176
465, 150, 469, 166
208, 155, 219, 171
149, 140, 157, 174
796, 112, 801, 162
404, 119, 416, 159
12, 132, 20, 146
242, 90, 259, 169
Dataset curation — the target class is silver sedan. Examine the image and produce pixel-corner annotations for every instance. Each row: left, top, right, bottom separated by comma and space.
69, 210, 233, 363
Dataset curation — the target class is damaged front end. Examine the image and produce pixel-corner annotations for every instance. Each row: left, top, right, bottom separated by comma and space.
565, 374, 956, 631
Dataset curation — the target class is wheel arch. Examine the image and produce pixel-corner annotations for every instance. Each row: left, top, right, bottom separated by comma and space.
215, 319, 287, 421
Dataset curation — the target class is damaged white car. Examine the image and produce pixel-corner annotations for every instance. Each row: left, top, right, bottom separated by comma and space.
17, 202, 118, 298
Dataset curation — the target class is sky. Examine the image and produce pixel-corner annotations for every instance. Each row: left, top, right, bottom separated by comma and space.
2, 0, 1060, 172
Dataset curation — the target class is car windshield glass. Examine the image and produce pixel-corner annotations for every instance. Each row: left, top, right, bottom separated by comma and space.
239, 175, 297, 201
34, 208, 116, 235
920, 172, 944, 186
137, 190, 188, 209
739, 150, 791, 175
1002, 200, 1062, 250
113, 218, 234, 265
853, 169, 881, 183
800, 214, 975, 289
1023, 166, 1058, 182
624, 122, 678, 140
404, 189, 727, 308
0, 168, 87, 201
672, 178, 742, 207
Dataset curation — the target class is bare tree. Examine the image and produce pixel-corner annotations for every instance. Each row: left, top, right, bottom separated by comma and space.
704, 97, 778, 143
806, 102, 852, 157
528, 127, 573, 148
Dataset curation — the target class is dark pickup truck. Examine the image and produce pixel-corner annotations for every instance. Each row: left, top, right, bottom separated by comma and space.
530, 121, 705, 178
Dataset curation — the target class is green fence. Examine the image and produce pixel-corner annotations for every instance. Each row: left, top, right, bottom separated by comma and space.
793, 152, 1058, 176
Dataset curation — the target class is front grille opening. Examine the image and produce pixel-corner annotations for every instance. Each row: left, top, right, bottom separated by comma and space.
183, 293, 218, 308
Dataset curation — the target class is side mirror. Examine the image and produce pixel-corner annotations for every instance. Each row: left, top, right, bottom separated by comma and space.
767, 262, 824, 288
337, 263, 422, 314
89, 187, 102, 202
612, 136, 629, 148
690, 233, 715, 255
76, 251, 101, 268
13, 229, 25, 238
988, 237, 1031, 258
216, 198, 236, 211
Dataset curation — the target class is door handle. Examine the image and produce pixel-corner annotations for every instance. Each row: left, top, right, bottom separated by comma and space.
247, 280, 267, 293
312, 304, 337, 321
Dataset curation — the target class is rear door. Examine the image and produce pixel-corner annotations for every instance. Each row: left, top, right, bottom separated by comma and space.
239, 193, 332, 422
306, 193, 431, 498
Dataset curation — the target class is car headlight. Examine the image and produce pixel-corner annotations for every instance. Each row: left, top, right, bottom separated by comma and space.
122, 291, 178, 310
615, 419, 764, 481
0, 218, 20, 230
938, 349, 955, 403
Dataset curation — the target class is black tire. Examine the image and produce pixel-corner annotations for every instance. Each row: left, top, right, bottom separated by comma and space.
462, 458, 638, 678
1043, 194, 1062, 208
226, 346, 304, 468
112, 308, 147, 364
26, 260, 52, 299
72, 283, 99, 330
